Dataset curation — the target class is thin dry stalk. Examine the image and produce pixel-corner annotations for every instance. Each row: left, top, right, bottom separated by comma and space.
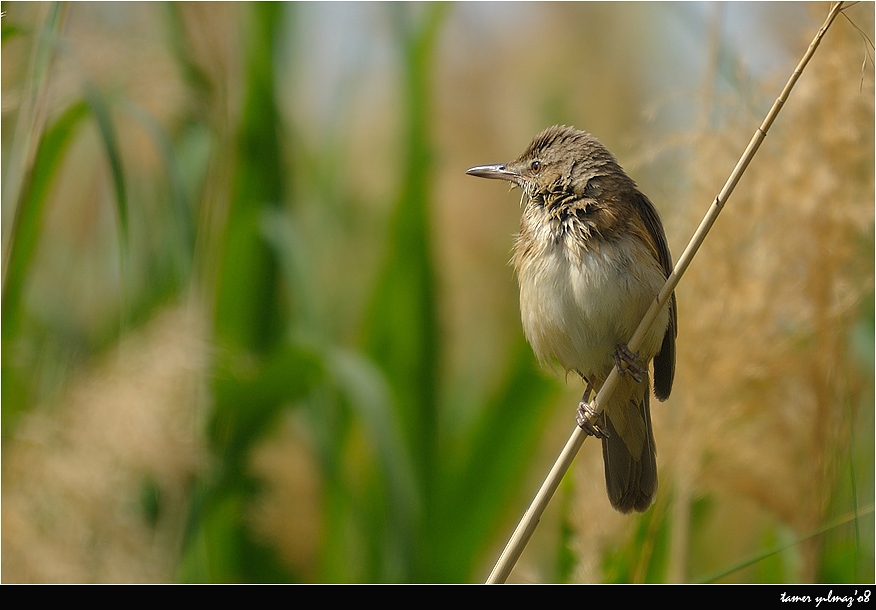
486, 1, 849, 585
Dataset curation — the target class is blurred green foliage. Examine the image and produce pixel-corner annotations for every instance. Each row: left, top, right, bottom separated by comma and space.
2, 2, 560, 583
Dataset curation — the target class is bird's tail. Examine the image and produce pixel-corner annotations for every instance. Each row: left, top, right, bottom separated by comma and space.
601, 389, 657, 513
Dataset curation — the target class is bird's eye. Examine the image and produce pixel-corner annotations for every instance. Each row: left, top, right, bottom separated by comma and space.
530, 160, 542, 174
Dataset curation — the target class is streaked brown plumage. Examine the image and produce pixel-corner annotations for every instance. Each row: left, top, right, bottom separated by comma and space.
467, 125, 676, 512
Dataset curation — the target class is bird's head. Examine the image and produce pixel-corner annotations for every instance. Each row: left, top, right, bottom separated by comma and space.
466, 125, 622, 203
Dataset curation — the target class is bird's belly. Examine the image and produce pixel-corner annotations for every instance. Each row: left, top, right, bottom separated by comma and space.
517, 234, 668, 377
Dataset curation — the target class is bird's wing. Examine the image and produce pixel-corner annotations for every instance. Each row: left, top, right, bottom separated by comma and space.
633, 192, 676, 401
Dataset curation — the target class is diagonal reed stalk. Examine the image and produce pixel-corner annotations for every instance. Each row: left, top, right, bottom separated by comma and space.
486, 1, 849, 584
699, 505, 875, 584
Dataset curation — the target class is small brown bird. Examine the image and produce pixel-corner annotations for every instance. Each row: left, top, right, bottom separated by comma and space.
466, 125, 676, 513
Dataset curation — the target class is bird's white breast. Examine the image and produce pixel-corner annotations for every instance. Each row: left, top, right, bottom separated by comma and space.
515, 225, 668, 378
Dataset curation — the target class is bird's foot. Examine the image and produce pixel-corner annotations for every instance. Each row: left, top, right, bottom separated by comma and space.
576, 401, 609, 439
614, 343, 645, 383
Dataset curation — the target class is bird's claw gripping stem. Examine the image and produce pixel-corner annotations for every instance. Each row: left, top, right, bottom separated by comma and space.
614, 343, 645, 383
576, 401, 609, 439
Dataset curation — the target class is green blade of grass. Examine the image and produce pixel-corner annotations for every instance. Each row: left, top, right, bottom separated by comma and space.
1, 99, 90, 437
122, 101, 196, 281
84, 85, 130, 329
182, 2, 296, 583
211, 2, 286, 355
359, 8, 449, 574
431, 339, 560, 581
2, 100, 90, 340
2, 1, 67, 273
699, 505, 875, 583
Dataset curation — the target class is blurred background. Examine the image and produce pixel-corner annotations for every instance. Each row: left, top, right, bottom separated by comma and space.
1, 1, 873, 583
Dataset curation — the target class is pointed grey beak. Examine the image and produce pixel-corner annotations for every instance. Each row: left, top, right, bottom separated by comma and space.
465, 163, 519, 181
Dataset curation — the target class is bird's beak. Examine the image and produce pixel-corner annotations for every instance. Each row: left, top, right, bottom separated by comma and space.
465, 163, 520, 183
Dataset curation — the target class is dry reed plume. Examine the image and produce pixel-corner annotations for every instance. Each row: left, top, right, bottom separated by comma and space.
1, 307, 207, 583
571, 5, 874, 583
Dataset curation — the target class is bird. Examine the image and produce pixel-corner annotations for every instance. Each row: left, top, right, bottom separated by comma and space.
466, 125, 676, 513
